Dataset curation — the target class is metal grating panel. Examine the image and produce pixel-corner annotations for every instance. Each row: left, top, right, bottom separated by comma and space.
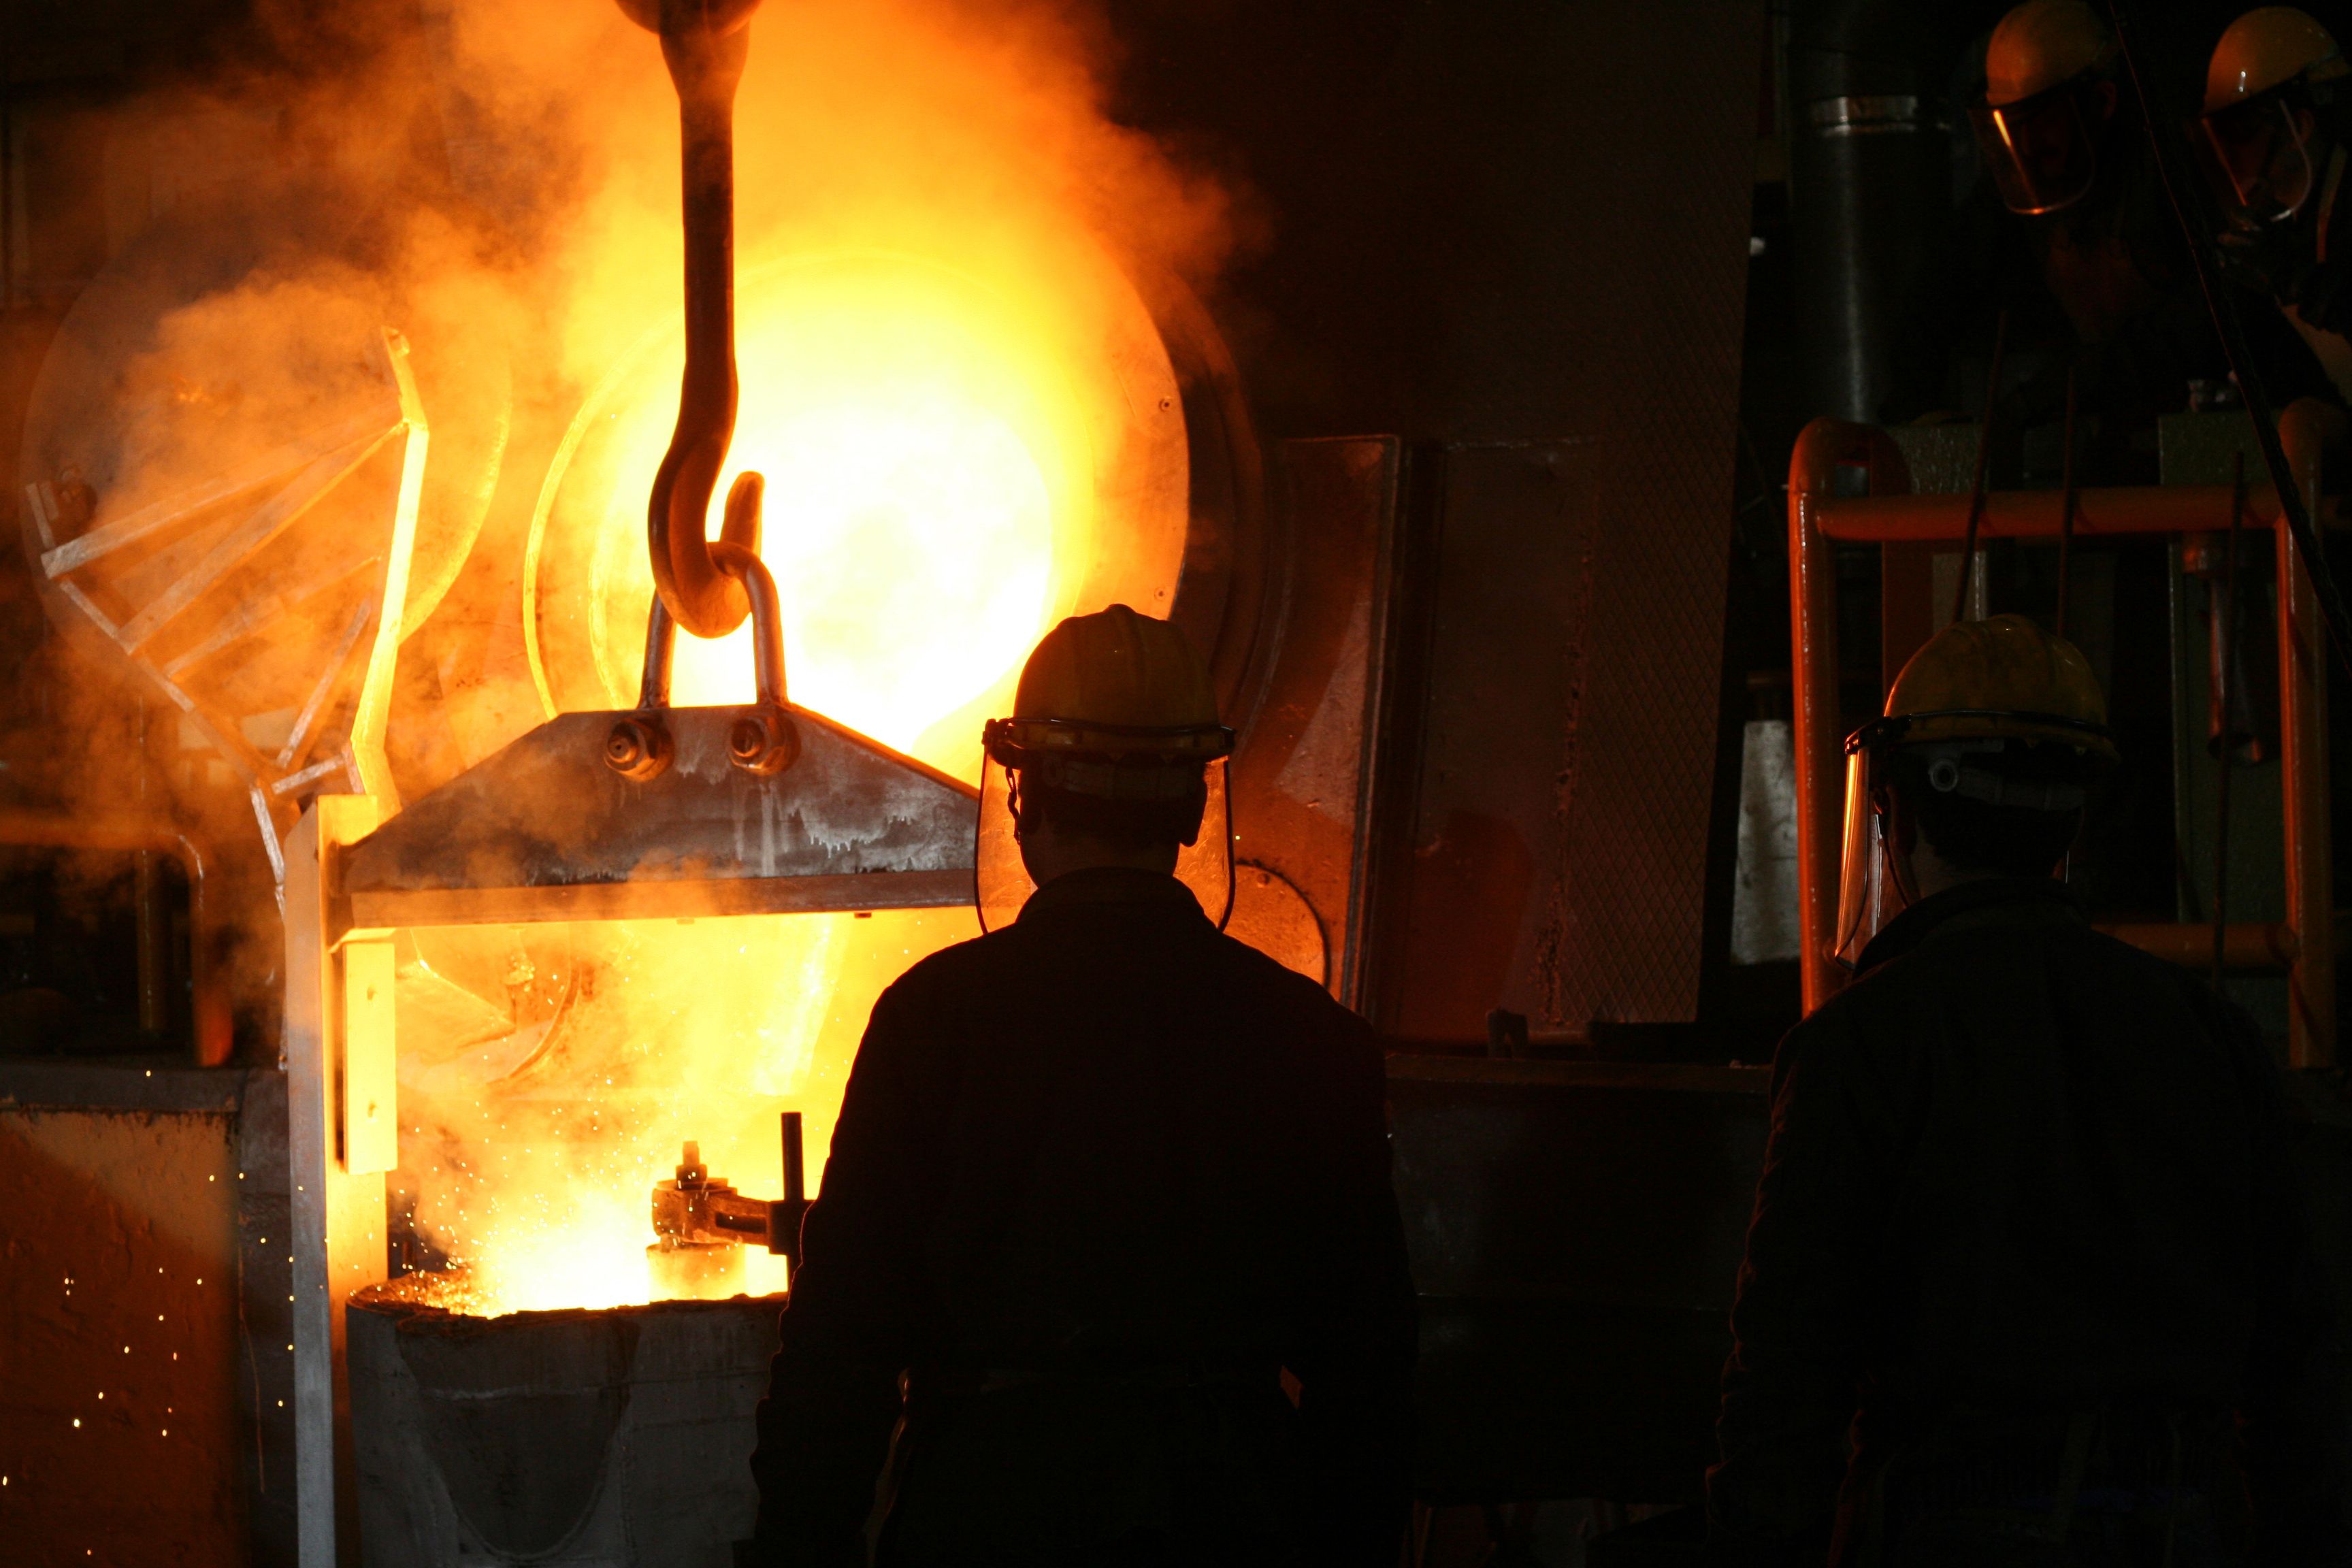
1521, 5, 1763, 1028
1345, 3, 1763, 1034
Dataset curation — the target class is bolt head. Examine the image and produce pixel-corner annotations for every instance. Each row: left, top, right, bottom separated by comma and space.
604, 715, 673, 781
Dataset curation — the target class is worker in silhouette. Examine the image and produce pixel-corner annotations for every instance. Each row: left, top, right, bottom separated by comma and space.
1706, 615, 2347, 1565
742, 604, 1415, 1568
2198, 7, 2352, 398
1892, 0, 2338, 480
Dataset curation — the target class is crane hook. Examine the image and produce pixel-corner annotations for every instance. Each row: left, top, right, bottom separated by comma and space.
619, 0, 766, 638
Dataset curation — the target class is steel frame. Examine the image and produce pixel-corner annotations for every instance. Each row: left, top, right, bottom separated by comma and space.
1786, 402, 2336, 1067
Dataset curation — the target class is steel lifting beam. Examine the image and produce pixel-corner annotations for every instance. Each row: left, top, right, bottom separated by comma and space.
1787, 402, 2336, 1067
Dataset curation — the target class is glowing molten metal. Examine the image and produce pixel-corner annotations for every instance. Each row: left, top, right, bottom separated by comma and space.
409, 251, 1185, 1317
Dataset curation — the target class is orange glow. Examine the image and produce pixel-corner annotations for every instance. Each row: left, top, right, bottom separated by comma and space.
411, 250, 1188, 1317
399, 906, 983, 1315
529, 250, 1190, 781
559, 258, 1083, 765
385, 0, 1215, 1319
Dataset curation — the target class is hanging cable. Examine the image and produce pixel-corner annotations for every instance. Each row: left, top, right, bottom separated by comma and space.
1955, 309, 2011, 627
2106, 0, 2352, 677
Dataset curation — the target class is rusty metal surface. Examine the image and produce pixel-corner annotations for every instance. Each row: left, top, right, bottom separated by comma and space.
0, 1095, 246, 1565
1363, 421, 1774, 1034
340, 706, 977, 931
1224, 438, 1402, 1004
1375, 444, 1597, 1038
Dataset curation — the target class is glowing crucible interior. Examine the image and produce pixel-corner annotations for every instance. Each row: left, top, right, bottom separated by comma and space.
402, 248, 1186, 1315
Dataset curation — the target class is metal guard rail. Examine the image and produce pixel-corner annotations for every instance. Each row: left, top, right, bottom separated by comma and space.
1787, 402, 2336, 1068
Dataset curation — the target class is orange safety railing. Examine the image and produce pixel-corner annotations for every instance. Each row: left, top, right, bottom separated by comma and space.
1787, 402, 2337, 1068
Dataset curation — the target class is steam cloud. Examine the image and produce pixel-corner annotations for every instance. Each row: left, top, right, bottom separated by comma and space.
14, 0, 1237, 1308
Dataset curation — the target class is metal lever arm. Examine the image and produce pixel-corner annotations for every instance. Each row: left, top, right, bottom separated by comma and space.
621, 0, 766, 639
648, 1112, 808, 1271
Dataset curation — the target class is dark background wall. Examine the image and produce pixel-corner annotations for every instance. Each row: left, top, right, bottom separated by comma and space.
1109, 1, 1767, 1031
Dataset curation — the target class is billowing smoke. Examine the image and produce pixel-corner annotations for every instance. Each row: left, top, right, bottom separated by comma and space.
14, 0, 1237, 1308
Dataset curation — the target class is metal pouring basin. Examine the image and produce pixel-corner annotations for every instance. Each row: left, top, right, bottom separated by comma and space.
348, 1279, 784, 1567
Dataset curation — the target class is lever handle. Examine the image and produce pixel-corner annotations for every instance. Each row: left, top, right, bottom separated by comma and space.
769, 1110, 808, 1274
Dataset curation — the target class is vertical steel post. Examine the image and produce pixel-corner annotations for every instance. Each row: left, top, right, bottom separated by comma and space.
287, 796, 390, 1567
2277, 402, 2338, 1066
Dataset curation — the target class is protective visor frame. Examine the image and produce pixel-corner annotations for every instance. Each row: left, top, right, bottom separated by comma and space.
1845, 708, 2117, 756
1969, 80, 2104, 216
2196, 85, 2321, 220
1831, 708, 2115, 968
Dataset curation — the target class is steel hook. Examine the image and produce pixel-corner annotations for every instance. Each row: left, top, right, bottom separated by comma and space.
621, 0, 767, 639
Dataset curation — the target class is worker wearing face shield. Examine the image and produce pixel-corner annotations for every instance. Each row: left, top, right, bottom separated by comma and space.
1967, 0, 2127, 221
1887, 1, 2339, 477
742, 604, 1415, 1568
1706, 616, 2349, 1567
2198, 10, 2352, 377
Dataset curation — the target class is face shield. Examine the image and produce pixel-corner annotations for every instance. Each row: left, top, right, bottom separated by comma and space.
1834, 710, 2111, 968
2198, 91, 2317, 220
1970, 79, 2106, 214
1833, 735, 1904, 971
974, 732, 1235, 933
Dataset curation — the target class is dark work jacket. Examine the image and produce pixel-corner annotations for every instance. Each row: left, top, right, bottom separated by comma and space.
1707, 879, 2347, 1566
745, 868, 1416, 1568
2261, 144, 2352, 341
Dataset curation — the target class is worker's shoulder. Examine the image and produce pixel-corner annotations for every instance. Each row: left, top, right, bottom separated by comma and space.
868, 924, 1013, 1002
1849, 909, 2179, 989
1202, 923, 1356, 1006
1812, 914, 2232, 1048
875, 915, 1370, 1036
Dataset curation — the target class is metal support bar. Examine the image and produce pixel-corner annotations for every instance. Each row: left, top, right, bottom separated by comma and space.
2277, 404, 2336, 1065
1787, 420, 1911, 1015
285, 796, 391, 1568
2097, 919, 2297, 974
35, 405, 397, 578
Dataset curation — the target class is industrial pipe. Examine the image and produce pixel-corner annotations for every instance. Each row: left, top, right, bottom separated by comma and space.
1786, 419, 1912, 1015
2096, 920, 2295, 975
0, 812, 228, 1066
1786, 0, 1951, 423
620, 0, 766, 640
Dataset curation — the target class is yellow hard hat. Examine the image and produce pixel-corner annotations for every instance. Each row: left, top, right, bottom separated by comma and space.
984, 604, 1232, 783
1865, 613, 2118, 757
1987, 0, 2114, 107
2206, 7, 2347, 113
